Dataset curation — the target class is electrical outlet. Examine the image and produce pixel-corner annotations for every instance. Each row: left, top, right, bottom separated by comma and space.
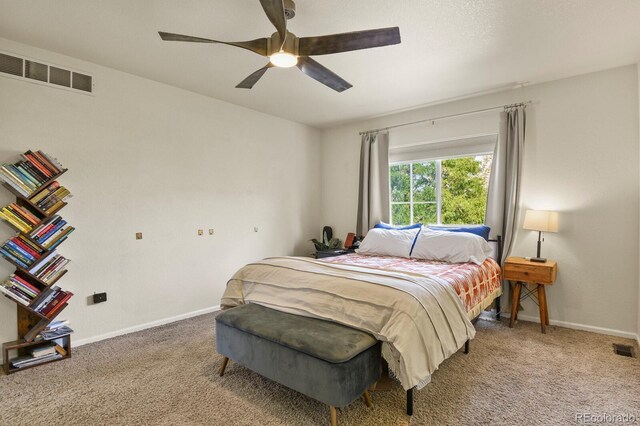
198, 229, 203, 236
93, 292, 107, 304
209, 229, 214, 235
136, 232, 142, 240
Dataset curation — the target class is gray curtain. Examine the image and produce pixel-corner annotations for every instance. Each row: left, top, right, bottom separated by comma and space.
485, 106, 526, 264
356, 132, 390, 236
485, 106, 526, 313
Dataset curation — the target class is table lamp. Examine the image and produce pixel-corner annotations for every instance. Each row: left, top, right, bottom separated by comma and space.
523, 210, 558, 263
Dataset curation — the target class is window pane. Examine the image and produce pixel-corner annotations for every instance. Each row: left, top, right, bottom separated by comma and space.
390, 164, 410, 202
412, 161, 436, 202
414, 203, 437, 224
441, 155, 492, 224
391, 204, 410, 225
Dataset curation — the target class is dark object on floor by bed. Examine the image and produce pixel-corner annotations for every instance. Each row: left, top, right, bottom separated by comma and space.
216, 303, 380, 426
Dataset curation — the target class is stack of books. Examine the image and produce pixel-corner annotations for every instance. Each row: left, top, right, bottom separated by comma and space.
0, 150, 65, 198
0, 235, 44, 268
40, 320, 74, 340
11, 344, 63, 369
30, 182, 72, 215
28, 251, 70, 284
31, 285, 73, 318
29, 215, 75, 250
0, 203, 41, 232
0, 274, 42, 305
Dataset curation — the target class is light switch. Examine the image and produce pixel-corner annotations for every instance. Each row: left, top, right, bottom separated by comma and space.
198, 229, 203, 236
209, 229, 214, 235
136, 232, 142, 240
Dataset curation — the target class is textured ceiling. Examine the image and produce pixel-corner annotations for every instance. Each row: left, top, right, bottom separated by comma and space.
1, 0, 640, 128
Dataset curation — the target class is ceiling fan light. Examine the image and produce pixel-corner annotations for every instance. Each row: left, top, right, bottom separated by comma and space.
270, 51, 298, 68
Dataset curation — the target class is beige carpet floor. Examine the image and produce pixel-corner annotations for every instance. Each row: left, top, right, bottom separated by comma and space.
1, 314, 638, 425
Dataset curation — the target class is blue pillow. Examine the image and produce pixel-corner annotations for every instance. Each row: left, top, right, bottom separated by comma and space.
374, 222, 422, 230
428, 225, 491, 241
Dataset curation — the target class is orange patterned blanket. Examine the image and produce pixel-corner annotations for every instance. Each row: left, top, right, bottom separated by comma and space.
320, 254, 502, 318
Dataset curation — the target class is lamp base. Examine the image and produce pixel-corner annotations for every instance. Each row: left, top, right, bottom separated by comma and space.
530, 257, 547, 263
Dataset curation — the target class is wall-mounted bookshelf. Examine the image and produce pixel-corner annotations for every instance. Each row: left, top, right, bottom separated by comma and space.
0, 150, 74, 374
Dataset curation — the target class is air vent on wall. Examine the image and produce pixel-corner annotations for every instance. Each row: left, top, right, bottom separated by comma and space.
0, 50, 93, 94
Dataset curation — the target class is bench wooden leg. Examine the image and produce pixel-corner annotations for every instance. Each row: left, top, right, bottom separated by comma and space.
407, 387, 414, 416
362, 390, 372, 408
219, 357, 229, 377
330, 406, 337, 426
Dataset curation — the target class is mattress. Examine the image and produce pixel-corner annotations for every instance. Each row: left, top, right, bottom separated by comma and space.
319, 253, 502, 319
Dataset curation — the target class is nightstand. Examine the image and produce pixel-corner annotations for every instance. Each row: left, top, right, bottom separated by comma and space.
504, 257, 558, 333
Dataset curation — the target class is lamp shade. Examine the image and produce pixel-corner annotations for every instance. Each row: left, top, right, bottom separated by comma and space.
523, 210, 558, 233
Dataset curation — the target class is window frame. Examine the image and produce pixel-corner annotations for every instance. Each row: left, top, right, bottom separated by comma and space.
389, 152, 492, 226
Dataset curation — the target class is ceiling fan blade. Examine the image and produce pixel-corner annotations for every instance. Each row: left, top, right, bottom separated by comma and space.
158, 32, 268, 56
259, 0, 287, 44
236, 63, 274, 89
298, 27, 401, 56
296, 57, 352, 93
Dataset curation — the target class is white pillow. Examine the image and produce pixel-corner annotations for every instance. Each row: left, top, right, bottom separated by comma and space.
410, 228, 492, 265
356, 228, 419, 258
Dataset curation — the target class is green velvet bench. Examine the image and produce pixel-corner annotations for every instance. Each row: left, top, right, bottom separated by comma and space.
216, 303, 381, 426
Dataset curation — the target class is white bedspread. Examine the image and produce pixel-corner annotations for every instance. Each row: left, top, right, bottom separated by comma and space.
220, 256, 475, 390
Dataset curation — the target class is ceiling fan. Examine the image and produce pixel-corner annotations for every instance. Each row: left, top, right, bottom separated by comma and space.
158, 0, 401, 92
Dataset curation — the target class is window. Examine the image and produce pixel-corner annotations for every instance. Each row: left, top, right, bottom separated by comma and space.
390, 155, 492, 225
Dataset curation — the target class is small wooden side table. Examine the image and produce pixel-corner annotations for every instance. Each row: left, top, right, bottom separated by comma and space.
504, 257, 558, 333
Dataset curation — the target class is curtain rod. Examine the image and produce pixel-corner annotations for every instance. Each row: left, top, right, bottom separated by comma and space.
359, 101, 532, 135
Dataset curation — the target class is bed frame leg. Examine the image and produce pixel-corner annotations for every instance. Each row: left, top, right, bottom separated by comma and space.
406, 387, 414, 416
464, 339, 470, 354
219, 357, 229, 376
496, 293, 502, 320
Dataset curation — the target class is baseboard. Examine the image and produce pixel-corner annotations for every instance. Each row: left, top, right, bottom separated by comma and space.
74, 305, 221, 347
510, 313, 637, 340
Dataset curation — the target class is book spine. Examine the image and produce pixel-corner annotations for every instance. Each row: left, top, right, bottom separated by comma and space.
46, 292, 72, 318
5, 240, 37, 262
0, 210, 31, 232
1, 244, 33, 265
34, 151, 61, 175
29, 250, 57, 274
19, 158, 48, 183
38, 151, 63, 173
12, 238, 42, 258
0, 285, 30, 305
0, 248, 29, 268
39, 221, 67, 242
10, 274, 41, 294
8, 165, 37, 191
1, 165, 33, 194
24, 152, 53, 178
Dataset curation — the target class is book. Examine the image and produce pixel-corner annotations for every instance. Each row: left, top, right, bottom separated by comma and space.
42, 325, 73, 341
30, 345, 56, 358
11, 353, 62, 368
1, 165, 33, 195
28, 250, 57, 274
45, 292, 72, 318
41, 292, 68, 316
0, 284, 30, 305
31, 286, 60, 311
0, 209, 31, 232
0, 248, 29, 268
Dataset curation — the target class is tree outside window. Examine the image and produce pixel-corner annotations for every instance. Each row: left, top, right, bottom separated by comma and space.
389, 155, 492, 225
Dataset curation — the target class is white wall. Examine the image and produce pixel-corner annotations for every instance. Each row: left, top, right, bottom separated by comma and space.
638, 62, 640, 345
0, 38, 322, 344
321, 65, 639, 338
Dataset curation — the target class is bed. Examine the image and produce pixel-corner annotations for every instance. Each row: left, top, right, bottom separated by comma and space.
220, 227, 503, 415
